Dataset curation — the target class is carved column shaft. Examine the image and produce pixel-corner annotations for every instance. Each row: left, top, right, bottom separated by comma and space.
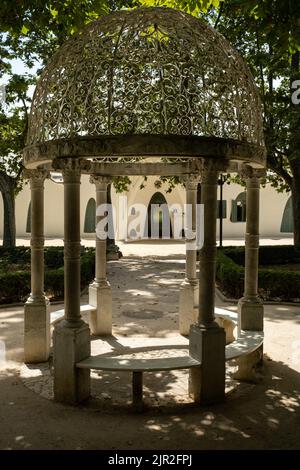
238, 166, 264, 332
185, 176, 199, 282
30, 176, 44, 299
244, 176, 260, 299
27, 170, 48, 300
197, 165, 219, 327
90, 176, 111, 283
88, 175, 112, 336
62, 162, 82, 326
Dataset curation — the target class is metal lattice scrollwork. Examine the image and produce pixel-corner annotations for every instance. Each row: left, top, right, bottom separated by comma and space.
27, 7, 264, 149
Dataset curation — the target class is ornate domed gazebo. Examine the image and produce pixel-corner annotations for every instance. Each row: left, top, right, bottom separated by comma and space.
23, 7, 266, 407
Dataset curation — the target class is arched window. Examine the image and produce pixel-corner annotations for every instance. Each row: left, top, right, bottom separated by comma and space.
280, 196, 294, 233
26, 202, 31, 233
84, 198, 96, 233
230, 192, 246, 223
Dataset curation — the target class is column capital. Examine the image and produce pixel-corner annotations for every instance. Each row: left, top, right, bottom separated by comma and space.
52, 158, 90, 183
23, 169, 49, 187
90, 175, 112, 187
182, 173, 201, 190
240, 165, 266, 181
196, 158, 228, 184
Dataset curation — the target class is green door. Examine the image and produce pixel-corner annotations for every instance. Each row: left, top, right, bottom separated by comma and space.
26, 202, 31, 233
280, 196, 294, 233
84, 198, 96, 233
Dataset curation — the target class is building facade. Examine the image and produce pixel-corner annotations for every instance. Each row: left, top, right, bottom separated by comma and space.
0, 174, 294, 241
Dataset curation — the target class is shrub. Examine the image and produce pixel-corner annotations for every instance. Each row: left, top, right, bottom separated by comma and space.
222, 245, 300, 267
216, 251, 244, 298
0, 246, 96, 304
0, 270, 31, 304
216, 247, 300, 302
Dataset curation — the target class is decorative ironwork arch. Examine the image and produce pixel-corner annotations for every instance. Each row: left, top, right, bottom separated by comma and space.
26, 7, 265, 169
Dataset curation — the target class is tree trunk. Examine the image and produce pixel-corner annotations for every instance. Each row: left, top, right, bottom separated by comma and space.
289, 51, 300, 246
291, 173, 300, 247
0, 172, 16, 248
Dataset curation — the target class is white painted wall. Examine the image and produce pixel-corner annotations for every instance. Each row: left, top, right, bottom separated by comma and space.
0, 174, 292, 240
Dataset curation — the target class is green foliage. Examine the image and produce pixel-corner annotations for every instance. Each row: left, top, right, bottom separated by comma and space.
0, 74, 34, 193
0, 270, 31, 304
223, 245, 300, 267
1, 0, 300, 240
137, 0, 220, 15
0, 246, 95, 304
217, 246, 300, 301
113, 176, 132, 193
216, 0, 300, 195
216, 250, 244, 298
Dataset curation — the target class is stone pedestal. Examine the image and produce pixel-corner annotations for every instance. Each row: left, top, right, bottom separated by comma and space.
238, 296, 264, 333
53, 322, 90, 404
89, 280, 112, 335
24, 297, 50, 363
189, 324, 225, 404
179, 280, 198, 335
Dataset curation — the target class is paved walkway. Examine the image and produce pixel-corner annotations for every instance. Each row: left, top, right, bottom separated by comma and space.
2, 236, 294, 259
0, 254, 300, 449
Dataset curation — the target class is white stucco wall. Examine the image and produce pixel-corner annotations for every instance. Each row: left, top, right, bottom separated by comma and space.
0, 174, 293, 241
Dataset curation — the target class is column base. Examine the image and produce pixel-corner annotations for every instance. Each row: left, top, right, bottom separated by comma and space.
89, 281, 112, 335
179, 280, 198, 335
189, 324, 225, 404
238, 296, 264, 332
53, 321, 90, 404
24, 296, 50, 363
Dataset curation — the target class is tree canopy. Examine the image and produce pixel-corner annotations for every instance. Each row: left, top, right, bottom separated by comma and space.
0, 0, 300, 244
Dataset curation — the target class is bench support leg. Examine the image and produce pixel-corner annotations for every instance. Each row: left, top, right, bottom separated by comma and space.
132, 371, 143, 412
233, 345, 263, 383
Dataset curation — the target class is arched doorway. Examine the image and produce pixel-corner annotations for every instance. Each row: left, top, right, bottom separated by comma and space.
145, 192, 172, 239
281, 196, 294, 233
230, 191, 246, 222
84, 198, 96, 233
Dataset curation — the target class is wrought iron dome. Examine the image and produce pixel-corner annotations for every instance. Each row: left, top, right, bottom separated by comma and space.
24, 7, 266, 168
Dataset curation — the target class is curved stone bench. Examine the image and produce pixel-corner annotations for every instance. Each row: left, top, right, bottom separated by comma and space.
77, 355, 201, 411
76, 322, 263, 410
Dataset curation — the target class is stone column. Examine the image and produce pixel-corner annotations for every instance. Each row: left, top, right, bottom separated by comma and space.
235, 167, 264, 382
24, 169, 50, 363
189, 160, 226, 405
179, 174, 199, 335
89, 175, 113, 335
52, 159, 90, 404
238, 168, 264, 332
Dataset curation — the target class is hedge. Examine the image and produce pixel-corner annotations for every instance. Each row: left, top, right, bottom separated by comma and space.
216, 251, 244, 299
216, 247, 300, 302
221, 245, 300, 267
0, 247, 96, 304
